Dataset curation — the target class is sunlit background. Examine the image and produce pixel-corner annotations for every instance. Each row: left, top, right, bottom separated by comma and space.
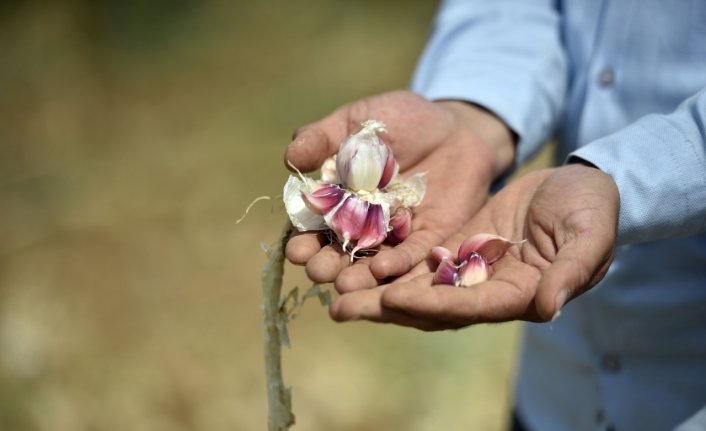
0, 1, 542, 429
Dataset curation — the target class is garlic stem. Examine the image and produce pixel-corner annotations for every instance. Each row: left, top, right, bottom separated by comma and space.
262, 220, 296, 430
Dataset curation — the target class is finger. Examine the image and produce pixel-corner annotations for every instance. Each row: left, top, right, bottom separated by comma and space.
335, 238, 434, 293
305, 244, 350, 283
369, 229, 444, 280
381, 261, 538, 324
330, 287, 462, 331
395, 259, 435, 283
334, 259, 380, 293
329, 287, 384, 321
534, 235, 613, 321
284, 116, 347, 172
285, 231, 325, 265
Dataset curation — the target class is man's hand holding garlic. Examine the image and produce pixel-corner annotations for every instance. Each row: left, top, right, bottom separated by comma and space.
283, 119, 427, 261
329, 164, 619, 330
283, 91, 514, 292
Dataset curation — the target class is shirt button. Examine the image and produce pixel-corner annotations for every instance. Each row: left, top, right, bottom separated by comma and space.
597, 67, 615, 87
601, 354, 622, 373
595, 408, 605, 424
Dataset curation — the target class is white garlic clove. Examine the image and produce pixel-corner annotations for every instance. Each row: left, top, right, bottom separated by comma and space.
336, 120, 390, 192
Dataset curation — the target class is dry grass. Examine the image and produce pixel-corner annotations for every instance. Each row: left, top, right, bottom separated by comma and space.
0, 1, 545, 429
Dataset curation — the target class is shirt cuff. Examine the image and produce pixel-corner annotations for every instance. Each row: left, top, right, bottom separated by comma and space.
569, 116, 706, 245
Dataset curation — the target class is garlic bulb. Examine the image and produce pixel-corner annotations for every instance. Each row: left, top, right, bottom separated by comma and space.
283, 120, 426, 260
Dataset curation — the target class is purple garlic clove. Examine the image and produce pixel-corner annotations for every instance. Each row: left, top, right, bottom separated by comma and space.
432, 258, 460, 286
458, 234, 522, 264
387, 207, 412, 244
352, 203, 388, 258
329, 195, 369, 245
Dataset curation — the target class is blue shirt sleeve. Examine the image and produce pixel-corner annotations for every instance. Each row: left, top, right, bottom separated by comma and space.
411, 0, 567, 164
570, 89, 706, 245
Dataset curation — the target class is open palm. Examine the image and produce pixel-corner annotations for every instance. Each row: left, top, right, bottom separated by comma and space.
329, 165, 619, 331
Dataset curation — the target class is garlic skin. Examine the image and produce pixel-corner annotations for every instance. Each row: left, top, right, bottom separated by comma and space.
320, 157, 339, 184
302, 184, 345, 215
283, 176, 328, 232
283, 120, 426, 260
430, 234, 524, 287
336, 120, 397, 192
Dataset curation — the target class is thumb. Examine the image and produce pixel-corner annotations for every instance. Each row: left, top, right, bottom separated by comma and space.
534, 235, 612, 321
284, 115, 347, 173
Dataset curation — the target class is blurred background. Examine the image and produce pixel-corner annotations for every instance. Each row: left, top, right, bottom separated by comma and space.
0, 1, 535, 429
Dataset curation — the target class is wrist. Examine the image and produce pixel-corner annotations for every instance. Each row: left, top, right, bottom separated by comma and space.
436, 100, 516, 179
566, 155, 600, 170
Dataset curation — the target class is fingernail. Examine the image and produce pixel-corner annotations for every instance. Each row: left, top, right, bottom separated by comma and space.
552, 289, 569, 321
430, 246, 455, 263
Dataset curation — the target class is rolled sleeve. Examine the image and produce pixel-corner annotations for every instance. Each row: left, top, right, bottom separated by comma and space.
570, 89, 706, 245
412, 0, 568, 164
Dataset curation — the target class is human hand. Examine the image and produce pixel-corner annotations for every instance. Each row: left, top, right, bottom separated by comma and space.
284, 90, 515, 292
330, 164, 619, 330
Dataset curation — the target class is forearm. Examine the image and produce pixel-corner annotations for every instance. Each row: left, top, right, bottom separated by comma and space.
412, 0, 567, 165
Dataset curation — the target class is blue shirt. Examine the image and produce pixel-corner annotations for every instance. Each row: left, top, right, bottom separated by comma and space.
412, 1, 706, 430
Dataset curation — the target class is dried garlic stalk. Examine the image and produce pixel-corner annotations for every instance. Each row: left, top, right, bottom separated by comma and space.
262, 221, 295, 431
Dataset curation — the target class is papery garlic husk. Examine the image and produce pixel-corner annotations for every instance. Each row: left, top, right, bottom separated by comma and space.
283, 175, 328, 231
336, 120, 397, 192
320, 156, 339, 184
457, 252, 488, 287
386, 172, 427, 208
